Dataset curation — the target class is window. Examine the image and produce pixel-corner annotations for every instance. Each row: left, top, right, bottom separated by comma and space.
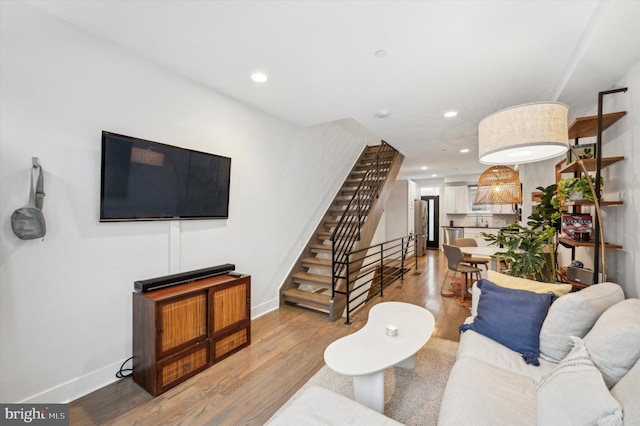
468, 186, 492, 213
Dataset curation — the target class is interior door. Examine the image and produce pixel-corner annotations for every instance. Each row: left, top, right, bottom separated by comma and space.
422, 196, 439, 249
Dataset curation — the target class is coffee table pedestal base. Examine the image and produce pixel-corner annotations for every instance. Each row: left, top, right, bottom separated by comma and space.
353, 370, 385, 412
353, 353, 418, 412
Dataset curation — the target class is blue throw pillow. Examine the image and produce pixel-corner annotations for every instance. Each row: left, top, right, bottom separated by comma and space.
459, 279, 555, 365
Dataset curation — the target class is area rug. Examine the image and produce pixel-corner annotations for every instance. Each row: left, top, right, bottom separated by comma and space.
272, 337, 459, 425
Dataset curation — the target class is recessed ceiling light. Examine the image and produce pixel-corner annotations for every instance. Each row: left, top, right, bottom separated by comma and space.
251, 72, 268, 83
444, 111, 458, 118
421, 166, 428, 170
375, 49, 387, 58
460, 148, 470, 153
432, 174, 438, 177
375, 110, 390, 118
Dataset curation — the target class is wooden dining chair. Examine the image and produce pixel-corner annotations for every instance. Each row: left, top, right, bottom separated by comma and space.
455, 238, 489, 272
441, 244, 482, 302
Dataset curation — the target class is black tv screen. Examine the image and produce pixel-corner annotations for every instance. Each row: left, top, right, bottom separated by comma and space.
100, 131, 231, 221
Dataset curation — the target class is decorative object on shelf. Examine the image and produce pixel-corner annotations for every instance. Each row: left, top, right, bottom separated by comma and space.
561, 213, 593, 240
475, 166, 523, 204
567, 143, 597, 162
557, 176, 603, 202
478, 102, 568, 165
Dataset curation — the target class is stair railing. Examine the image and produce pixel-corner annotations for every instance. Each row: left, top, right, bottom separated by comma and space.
330, 142, 396, 299
334, 234, 418, 324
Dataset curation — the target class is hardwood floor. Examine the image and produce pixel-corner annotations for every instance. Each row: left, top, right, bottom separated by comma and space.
69, 249, 469, 425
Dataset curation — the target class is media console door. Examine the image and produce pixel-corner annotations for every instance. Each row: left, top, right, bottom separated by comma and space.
133, 274, 251, 396
210, 276, 251, 362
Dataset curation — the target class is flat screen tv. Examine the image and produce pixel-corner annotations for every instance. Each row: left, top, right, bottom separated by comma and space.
100, 131, 231, 221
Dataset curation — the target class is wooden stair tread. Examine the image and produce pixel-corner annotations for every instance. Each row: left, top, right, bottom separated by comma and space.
293, 272, 332, 286
310, 244, 331, 252
355, 165, 390, 171
282, 288, 331, 304
302, 257, 331, 267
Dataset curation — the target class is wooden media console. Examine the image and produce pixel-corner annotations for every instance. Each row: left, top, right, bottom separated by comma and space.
133, 273, 251, 396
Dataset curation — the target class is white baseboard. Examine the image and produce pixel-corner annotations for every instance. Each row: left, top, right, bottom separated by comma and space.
20, 360, 124, 404
251, 297, 279, 319
21, 297, 280, 404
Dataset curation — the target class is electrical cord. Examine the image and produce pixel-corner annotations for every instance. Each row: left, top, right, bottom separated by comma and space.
116, 356, 133, 379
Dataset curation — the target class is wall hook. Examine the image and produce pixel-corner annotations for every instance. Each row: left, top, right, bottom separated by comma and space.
32, 157, 40, 168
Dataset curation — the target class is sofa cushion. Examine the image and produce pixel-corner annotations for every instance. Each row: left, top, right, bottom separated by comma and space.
536, 337, 623, 426
611, 358, 640, 423
539, 282, 624, 362
457, 328, 556, 381
266, 385, 403, 425
459, 279, 554, 365
584, 298, 640, 388
487, 270, 572, 296
438, 357, 536, 426
470, 273, 570, 317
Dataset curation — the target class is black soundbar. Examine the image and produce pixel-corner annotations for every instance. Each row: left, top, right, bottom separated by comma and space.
134, 263, 236, 293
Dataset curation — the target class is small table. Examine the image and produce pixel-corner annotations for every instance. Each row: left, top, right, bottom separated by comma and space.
323, 302, 435, 412
460, 246, 506, 271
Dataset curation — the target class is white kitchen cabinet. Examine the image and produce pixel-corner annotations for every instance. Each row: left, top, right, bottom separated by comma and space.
445, 186, 468, 214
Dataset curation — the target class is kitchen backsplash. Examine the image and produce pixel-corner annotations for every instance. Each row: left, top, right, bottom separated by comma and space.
446, 214, 517, 228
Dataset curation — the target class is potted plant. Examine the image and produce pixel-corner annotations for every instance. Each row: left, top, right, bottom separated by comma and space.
481, 224, 557, 282
557, 176, 603, 202
527, 184, 562, 281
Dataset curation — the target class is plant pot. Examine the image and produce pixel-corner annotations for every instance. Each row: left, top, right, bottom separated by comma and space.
569, 191, 589, 201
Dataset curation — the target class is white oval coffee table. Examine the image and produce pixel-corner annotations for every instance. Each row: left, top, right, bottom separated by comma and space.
324, 301, 435, 412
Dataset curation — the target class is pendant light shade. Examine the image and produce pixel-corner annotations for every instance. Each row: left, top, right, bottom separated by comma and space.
475, 165, 522, 204
479, 102, 569, 165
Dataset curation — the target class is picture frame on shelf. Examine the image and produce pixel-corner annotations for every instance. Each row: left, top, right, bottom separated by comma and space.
561, 213, 592, 240
568, 143, 597, 163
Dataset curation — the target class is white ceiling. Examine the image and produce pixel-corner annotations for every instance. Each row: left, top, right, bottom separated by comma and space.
26, 0, 640, 180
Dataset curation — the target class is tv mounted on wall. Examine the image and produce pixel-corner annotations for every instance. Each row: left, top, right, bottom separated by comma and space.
100, 131, 231, 222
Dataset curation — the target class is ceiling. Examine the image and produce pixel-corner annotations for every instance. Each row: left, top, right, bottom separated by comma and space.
26, 0, 640, 181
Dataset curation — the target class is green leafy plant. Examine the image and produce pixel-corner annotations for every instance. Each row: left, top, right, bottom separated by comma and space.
528, 184, 562, 231
527, 184, 562, 282
557, 176, 603, 202
481, 223, 557, 282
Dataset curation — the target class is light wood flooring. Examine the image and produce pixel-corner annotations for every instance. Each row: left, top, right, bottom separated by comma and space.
69, 249, 469, 425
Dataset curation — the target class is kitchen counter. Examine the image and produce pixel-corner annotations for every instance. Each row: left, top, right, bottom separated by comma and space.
441, 226, 504, 229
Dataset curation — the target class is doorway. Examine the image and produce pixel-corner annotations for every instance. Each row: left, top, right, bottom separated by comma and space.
422, 196, 439, 249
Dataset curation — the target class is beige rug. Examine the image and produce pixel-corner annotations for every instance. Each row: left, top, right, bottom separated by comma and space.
278, 337, 459, 425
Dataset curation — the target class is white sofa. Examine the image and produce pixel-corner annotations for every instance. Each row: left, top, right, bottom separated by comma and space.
438, 281, 640, 426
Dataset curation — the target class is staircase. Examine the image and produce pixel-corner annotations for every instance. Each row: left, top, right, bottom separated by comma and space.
280, 142, 404, 321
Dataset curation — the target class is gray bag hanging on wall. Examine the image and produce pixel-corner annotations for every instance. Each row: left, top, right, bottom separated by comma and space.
11, 164, 46, 240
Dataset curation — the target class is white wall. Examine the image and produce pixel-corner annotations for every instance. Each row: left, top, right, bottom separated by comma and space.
0, 2, 378, 403
520, 60, 640, 299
